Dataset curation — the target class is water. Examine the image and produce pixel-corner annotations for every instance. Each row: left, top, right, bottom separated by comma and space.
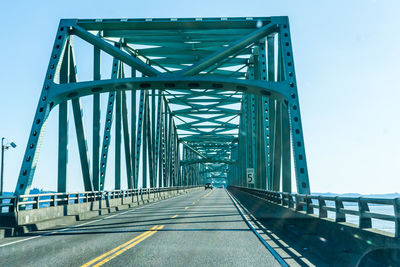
314, 201, 396, 234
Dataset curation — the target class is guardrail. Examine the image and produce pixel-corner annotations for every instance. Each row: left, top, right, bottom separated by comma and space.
229, 185, 400, 238
0, 186, 199, 213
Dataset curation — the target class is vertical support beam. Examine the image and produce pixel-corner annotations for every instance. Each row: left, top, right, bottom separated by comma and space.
151, 89, 156, 188
69, 40, 93, 191
281, 102, 291, 192
239, 106, 244, 187
241, 97, 248, 187
115, 65, 122, 190
267, 35, 276, 190
135, 90, 145, 188
142, 91, 149, 188
58, 102, 68, 193
155, 94, 162, 188
279, 18, 311, 194
272, 102, 282, 191
92, 43, 101, 191
166, 113, 173, 186
267, 35, 275, 81
245, 63, 256, 188
58, 38, 70, 193
176, 139, 181, 186
146, 91, 154, 188
170, 123, 176, 187
253, 47, 262, 190
158, 98, 165, 188
163, 102, 169, 187
174, 137, 178, 186
71, 97, 93, 191
99, 58, 119, 190
122, 90, 133, 189
247, 94, 251, 188
131, 68, 137, 188
258, 40, 269, 190
250, 94, 256, 188
182, 145, 187, 186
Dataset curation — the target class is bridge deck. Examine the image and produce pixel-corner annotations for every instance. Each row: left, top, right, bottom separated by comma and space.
0, 189, 280, 266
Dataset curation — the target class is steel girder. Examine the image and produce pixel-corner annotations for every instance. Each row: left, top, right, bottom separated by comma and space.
14, 16, 310, 196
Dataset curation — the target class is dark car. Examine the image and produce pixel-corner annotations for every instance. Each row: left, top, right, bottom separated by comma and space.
205, 183, 213, 190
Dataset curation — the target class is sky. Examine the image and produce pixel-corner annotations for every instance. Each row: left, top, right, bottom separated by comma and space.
0, 0, 399, 194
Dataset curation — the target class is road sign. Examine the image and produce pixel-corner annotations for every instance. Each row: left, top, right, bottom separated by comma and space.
247, 168, 254, 184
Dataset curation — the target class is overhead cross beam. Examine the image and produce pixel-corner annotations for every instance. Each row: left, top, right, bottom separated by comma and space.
181, 23, 277, 76
71, 23, 161, 77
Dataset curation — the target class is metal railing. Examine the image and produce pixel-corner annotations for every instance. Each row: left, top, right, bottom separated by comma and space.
229, 186, 400, 238
0, 186, 199, 213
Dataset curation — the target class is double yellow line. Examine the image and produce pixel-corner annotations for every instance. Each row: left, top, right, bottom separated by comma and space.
81, 225, 164, 267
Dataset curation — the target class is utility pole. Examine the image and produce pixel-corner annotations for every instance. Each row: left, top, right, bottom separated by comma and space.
1, 137, 17, 196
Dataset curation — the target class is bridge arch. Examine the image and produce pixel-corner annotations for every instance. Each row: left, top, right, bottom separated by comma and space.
48, 76, 289, 106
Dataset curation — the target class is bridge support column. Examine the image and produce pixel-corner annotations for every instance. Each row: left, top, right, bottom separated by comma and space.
92, 44, 101, 191
58, 38, 70, 193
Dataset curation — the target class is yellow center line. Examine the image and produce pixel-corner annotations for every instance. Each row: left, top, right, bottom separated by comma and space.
202, 189, 214, 199
81, 225, 163, 267
192, 201, 195, 205
184, 206, 189, 210
93, 225, 164, 267
171, 214, 178, 218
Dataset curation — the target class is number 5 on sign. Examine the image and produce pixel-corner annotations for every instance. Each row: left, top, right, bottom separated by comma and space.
247, 168, 254, 184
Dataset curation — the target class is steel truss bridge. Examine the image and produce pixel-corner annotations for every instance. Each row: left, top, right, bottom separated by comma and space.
14, 16, 309, 196
2, 16, 400, 266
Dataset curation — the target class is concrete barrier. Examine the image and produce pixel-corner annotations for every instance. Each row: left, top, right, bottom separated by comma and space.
228, 186, 400, 266
0, 187, 202, 238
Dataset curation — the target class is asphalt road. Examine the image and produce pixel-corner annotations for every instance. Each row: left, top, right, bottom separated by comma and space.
0, 189, 280, 266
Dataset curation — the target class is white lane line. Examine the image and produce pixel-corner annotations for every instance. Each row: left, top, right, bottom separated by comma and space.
0, 218, 105, 248
0, 236, 40, 247
104, 214, 118, 219
0, 190, 201, 248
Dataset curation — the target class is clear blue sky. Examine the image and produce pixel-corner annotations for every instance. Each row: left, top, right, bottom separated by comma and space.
0, 0, 399, 194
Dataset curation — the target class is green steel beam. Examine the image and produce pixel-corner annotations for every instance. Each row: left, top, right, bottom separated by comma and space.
131, 69, 137, 188
155, 93, 163, 187
115, 64, 122, 190
122, 90, 133, 188
142, 91, 149, 188
92, 38, 101, 191
99, 58, 119, 190
57, 38, 70, 193
181, 23, 277, 76
135, 90, 145, 187
281, 102, 291, 192
76, 17, 274, 31
279, 18, 310, 194
70, 23, 161, 77
68, 41, 93, 191
48, 76, 288, 105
